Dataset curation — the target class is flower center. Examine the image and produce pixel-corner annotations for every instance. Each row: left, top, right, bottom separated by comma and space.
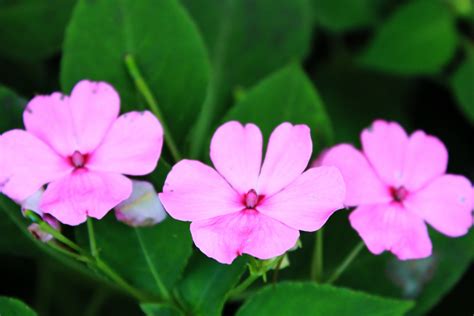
390, 186, 409, 203
244, 189, 259, 209
69, 151, 88, 169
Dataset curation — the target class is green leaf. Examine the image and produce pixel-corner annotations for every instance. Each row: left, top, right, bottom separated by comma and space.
236, 282, 414, 316
141, 303, 184, 316
0, 296, 37, 316
177, 253, 247, 316
450, 56, 474, 124
61, 0, 210, 146
0, 0, 76, 61
181, 0, 313, 156
311, 0, 376, 32
358, 0, 457, 75
79, 215, 192, 298
0, 85, 26, 133
224, 64, 333, 151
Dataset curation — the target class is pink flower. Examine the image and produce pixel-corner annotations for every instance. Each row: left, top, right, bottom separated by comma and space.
0, 80, 163, 225
159, 121, 345, 264
320, 120, 473, 260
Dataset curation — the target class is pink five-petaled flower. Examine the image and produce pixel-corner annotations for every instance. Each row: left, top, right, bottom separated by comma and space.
159, 121, 346, 264
320, 120, 473, 260
0, 80, 163, 225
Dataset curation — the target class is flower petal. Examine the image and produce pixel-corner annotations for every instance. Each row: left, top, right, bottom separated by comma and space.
258, 166, 345, 231
361, 120, 408, 187
402, 131, 448, 191
257, 123, 312, 196
24, 81, 119, 155
1, 130, 72, 201
88, 111, 163, 175
159, 160, 243, 221
40, 170, 132, 225
210, 121, 262, 193
115, 180, 167, 227
68, 80, 120, 153
350, 203, 432, 260
405, 175, 472, 237
190, 210, 299, 264
320, 144, 391, 206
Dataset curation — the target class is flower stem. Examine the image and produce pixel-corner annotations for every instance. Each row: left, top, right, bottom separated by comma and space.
310, 229, 324, 282
124, 54, 182, 162
87, 218, 99, 258
326, 241, 365, 284
39, 222, 83, 254
228, 274, 260, 298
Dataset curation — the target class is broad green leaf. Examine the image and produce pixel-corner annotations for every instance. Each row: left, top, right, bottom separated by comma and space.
451, 56, 474, 125
177, 253, 247, 316
312, 0, 376, 32
181, 0, 313, 156
0, 296, 37, 316
224, 64, 333, 151
0, 85, 26, 132
0, 0, 76, 61
358, 0, 457, 75
79, 215, 192, 298
141, 303, 184, 316
236, 282, 414, 316
61, 0, 210, 146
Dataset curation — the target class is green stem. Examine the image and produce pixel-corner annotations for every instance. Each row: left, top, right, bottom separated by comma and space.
326, 241, 365, 284
39, 222, 83, 254
124, 54, 182, 162
228, 274, 260, 298
87, 218, 99, 258
310, 229, 324, 282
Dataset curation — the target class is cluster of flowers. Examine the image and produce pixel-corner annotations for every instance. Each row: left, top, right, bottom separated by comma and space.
0, 81, 472, 264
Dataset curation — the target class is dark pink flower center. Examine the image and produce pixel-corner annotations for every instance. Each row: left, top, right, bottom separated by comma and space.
69, 151, 88, 169
244, 189, 264, 209
390, 186, 409, 203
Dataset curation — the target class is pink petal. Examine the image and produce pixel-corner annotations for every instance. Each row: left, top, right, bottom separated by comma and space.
88, 111, 163, 175
402, 131, 448, 191
210, 121, 262, 193
115, 180, 167, 227
405, 175, 472, 237
361, 120, 408, 188
159, 160, 243, 221
23, 93, 75, 156
258, 166, 345, 231
40, 170, 132, 225
350, 203, 432, 260
24, 81, 119, 155
1, 130, 72, 201
320, 144, 391, 206
257, 123, 312, 196
190, 210, 299, 264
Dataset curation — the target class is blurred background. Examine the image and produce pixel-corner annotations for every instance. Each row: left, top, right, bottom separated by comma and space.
0, 0, 473, 315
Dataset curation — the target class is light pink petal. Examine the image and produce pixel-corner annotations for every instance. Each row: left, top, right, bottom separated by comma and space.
210, 121, 262, 193
159, 160, 243, 221
405, 175, 472, 237
68, 80, 120, 153
115, 180, 167, 227
257, 123, 312, 196
21, 188, 46, 216
190, 210, 299, 264
320, 144, 391, 206
23, 92, 75, 156
88, 111, 163, 175
402, 131, 448, 191
1, 130, 72, 201
350, 203, 432, 260
258, 166, 345, 231
40, 170, 132, 226
361, 120, 408, 187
